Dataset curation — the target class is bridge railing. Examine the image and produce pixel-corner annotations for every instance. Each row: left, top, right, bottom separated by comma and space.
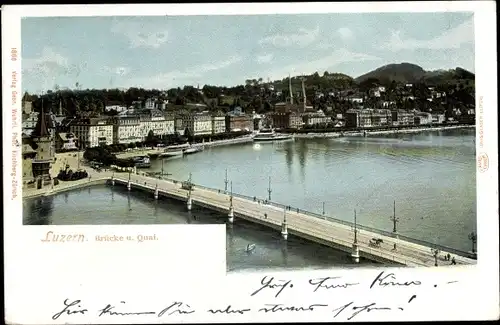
187, 181, 475, 259
116, 174, 475, 260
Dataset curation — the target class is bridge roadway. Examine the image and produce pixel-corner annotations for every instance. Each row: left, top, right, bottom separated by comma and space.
112, 173, 476, 267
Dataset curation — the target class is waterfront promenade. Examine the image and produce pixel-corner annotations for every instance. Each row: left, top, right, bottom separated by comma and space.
116, 135, 254, 159
293, 124, 474, 139
110, 172, 476, 267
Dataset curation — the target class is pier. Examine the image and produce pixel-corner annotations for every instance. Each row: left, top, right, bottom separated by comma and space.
110, 172, 477, 267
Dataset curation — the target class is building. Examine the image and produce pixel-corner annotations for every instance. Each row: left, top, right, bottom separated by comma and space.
55, 132, 79, 151
22, 143, 37, 185
111, 115, 142, 144
391, 110, 415, 126
414, 112, 433, 125
183, 113, 213, 136
289, 112, 303, 129
270, 112, 302, 129
145, 98, 156, 110
431, 113, 446, 124
138, 109, 175, 140
226, 114, 254, 132
175, 117, 185, 134
302, 110, 331, 126
253, 113, 263, 131
22, 111, 39, 130
69, 117, 114, 148
105, 105, 128, 113
345, 109, 392, 128
22, 100, 33, 114
274, 102, 303, 114
347, 96, 364, 104
30, 107, 55, 188
211, 115, 226, 134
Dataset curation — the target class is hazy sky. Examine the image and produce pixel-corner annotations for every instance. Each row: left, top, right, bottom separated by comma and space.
22, 12, 474, 93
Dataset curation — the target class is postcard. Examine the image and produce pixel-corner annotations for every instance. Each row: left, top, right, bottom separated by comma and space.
2, 2, 499, 323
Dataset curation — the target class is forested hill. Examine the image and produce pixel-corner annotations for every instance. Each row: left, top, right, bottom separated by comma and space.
355, 62, 475, 85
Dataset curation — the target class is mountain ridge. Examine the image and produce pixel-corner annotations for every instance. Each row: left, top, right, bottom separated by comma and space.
354, 62, 475, 84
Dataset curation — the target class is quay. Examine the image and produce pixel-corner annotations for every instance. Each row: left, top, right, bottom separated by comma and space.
108, 172, 477, 267
115, 136, 254, 159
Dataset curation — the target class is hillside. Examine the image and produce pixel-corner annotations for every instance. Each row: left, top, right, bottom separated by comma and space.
355, 63, 475, 85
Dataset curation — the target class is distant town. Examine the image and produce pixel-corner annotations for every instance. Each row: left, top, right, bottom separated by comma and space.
21, 62, 475, 190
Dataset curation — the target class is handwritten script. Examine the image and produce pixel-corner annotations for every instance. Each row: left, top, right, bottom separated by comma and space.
51, 271, 457, 321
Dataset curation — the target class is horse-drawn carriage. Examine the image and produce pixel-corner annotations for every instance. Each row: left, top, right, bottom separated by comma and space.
369, 238, 384, 248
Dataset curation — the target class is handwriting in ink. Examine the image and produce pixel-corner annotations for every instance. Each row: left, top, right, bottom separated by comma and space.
207, 305, 251, 314
250, 276, 293, 298
370, 271, 422, 289
332, 301, 392, 320
308, 276, 360, 292
158, 302, 196, 317
259, 303, 328, 313
97, 301, 155, 317
52, 299, 88, 320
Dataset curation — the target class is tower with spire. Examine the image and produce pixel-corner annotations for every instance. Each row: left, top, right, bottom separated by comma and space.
31, 101, 55, 188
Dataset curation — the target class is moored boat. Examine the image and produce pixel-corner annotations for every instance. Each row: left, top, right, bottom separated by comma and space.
160, 143, 190, 157
183, 146, 204, 155
253, 129, 293, 142
132, 156, 151, 168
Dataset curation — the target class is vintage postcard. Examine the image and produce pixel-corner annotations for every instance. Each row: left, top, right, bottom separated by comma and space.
3, 2, 499, 323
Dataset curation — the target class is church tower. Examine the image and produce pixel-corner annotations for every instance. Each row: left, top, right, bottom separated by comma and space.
31, 101, 55, 188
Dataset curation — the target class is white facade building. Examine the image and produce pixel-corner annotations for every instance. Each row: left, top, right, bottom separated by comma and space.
22, 111, 39, 129
183, 113, 213, 136
69, 118, 114, 148
211, 115, 226, 134
113, 116, 142, 144
139, 109, 175, 139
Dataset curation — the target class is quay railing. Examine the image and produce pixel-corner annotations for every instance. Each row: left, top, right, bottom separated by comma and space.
115, 173, 476, 260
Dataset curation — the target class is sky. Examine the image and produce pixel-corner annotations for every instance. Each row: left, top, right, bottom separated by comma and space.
21, 12, 474, 93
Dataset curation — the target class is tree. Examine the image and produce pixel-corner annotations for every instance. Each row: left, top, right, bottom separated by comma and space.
145, 130, 156, 146
184, 127, 193, 142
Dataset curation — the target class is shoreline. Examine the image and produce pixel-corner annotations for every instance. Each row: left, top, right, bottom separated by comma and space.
291, 125, 475, 139
191, 135, 254, 148
23, 126, 474, 199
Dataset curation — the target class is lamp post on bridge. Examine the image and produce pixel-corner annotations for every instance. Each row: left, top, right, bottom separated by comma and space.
431, 248, 440, 267
468, 232, 477, 255
389, 200, 399, 250
322, 202, 325, 217
351, 209, 360, 263
224, 168, 229, 193
228, 181, 234, 223
267, 176, 272, 202
186, 172, 193, 211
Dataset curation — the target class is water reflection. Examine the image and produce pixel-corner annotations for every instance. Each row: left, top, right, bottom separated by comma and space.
297, 139, 308, 180
24, 196, 54, 225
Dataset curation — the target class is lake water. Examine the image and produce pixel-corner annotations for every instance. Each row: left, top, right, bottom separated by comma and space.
23, 128, 476, 270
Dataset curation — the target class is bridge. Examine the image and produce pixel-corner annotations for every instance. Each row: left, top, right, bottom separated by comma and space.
110, 172, 477, 267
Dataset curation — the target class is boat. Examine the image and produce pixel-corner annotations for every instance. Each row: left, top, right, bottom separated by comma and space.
160, 143, 190, 157
246, 243, 256, 252
253, 128, 293, 142
183, 145, 204, 155
132, 156, 151, 168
